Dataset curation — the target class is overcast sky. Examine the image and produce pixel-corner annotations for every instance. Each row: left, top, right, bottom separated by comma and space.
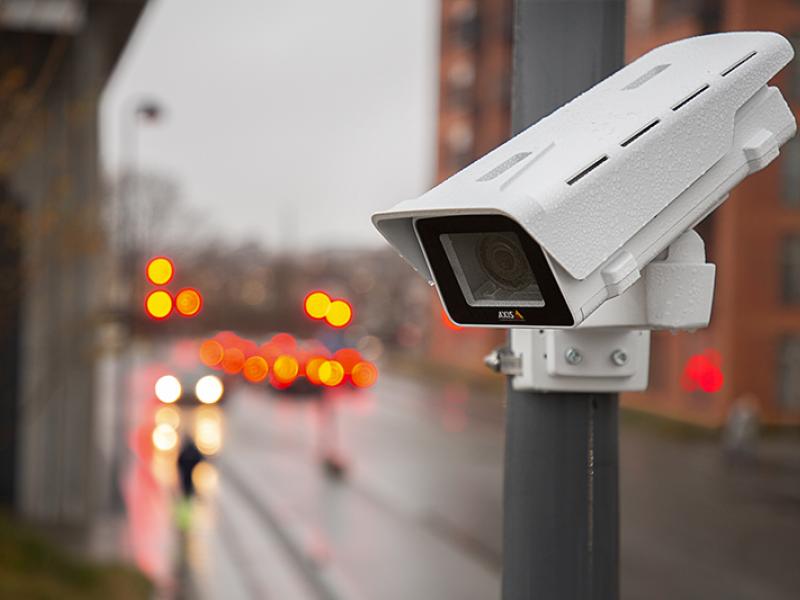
100, 0, 439, 251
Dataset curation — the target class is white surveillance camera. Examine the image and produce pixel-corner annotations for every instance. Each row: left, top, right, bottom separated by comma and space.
373, 32, 796, 329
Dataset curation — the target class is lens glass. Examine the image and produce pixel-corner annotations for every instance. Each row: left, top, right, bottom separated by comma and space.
440, 231, 544, 307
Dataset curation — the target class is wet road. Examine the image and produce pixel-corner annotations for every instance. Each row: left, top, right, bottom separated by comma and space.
190, 374, 800, 599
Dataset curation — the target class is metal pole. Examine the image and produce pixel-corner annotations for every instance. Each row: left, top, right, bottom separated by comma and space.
503, 2, 625, 599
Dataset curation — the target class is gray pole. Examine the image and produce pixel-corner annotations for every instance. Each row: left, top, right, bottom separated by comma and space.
503, 2, 625, 599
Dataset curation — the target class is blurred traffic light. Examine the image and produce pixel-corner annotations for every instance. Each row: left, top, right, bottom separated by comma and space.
146, 256, 174, 286
144, 256, 202, 320
175, 288, 202, 316
145, 290, 173, 320
326, 300, 353, 328
304, 291, 331, 319
303, 290, 353, 328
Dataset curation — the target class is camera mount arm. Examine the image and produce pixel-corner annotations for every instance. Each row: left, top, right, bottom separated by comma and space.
487, 229, 714, 392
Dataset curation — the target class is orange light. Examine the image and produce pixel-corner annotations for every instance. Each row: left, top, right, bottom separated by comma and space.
333, 348, 361, 374
221, 347, 245, 374
441, 308, 463, 331
199, 340, 224, 367
175, 288, 202, 317
146, 256, 174, 286
325, 300, 352, 328
304, 291, 331, 319
272, 355, 299, 384
351, 361, 378, 388
145, 290, 173, 320
318, 360, 345, 387
243, 355, 269, 383
305, 357, 326, 385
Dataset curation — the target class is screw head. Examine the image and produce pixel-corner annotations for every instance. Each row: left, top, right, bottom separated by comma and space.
611, 349, 628, 366
484, 350, 501, 372
564, 347, 583, 365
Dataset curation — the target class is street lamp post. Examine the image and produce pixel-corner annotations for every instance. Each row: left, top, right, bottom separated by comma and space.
107, 97, 165, 509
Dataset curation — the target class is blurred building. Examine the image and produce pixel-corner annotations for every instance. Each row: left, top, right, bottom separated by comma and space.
0, 0, 145, 537
428, 0, 512, 372
623, 0, 800, 427
429, 0, 800, 425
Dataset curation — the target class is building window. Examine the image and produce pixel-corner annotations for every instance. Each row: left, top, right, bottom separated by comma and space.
778, 337, 800, 411
448, 0, 479, 48
782, 236, 800, 303
446, 60, 476, 109
781, 135, 800, 207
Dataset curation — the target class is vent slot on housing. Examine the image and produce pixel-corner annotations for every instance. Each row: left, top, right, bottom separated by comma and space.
566, 155, 608, 186
721, 51, 757, 77
620, 119, 660, 147
671, 84, 710, 111
477, 152, 532, 182
622, 63, 671, 90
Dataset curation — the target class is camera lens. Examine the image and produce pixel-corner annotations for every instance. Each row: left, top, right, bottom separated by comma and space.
477, 233, 534, 290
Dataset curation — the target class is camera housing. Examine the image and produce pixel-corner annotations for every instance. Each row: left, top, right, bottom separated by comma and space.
373, 32, 797, 328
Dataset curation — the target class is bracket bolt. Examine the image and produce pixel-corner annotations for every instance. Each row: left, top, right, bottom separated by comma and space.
564, 347, 583, 365
484, 349, 502, 372
611, 349, 628, 366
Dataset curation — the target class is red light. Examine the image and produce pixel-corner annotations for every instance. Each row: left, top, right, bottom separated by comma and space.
270, 333, 297, 351
333, 348, 361, 374
258, 342, 281, 365
216, 332, 257, 357
681, 350, 724, 393
221, 347, 245, 375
